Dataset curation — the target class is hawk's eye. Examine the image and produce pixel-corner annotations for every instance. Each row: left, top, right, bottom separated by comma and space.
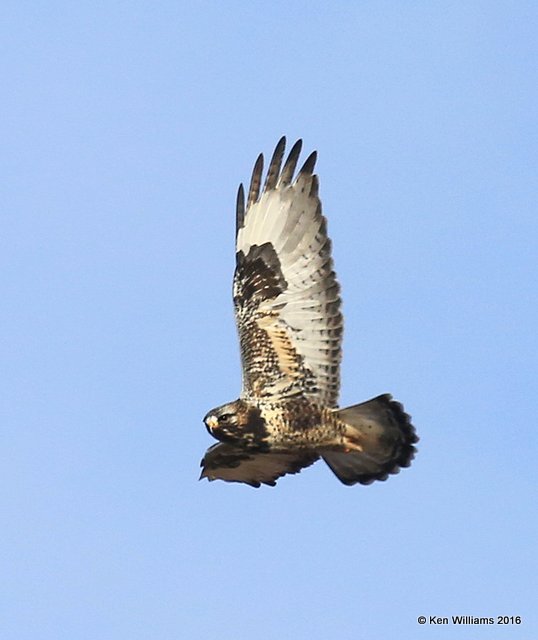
218, 413, 233, 423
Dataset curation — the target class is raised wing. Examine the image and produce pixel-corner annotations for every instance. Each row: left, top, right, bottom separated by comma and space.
234, 138, 343, 406
200, 442, 319, 487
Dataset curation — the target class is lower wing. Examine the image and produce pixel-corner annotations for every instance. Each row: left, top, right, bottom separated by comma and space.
200, 443, 319, 488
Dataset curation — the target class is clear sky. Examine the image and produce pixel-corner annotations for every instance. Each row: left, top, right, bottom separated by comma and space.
2, 2, 537, 639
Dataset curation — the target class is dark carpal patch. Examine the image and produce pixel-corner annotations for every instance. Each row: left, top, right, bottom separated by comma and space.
235, 242, 288, 304
244, 405, 270, 447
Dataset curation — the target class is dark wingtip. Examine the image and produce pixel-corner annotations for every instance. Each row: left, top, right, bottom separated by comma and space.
236, 183, 245, 233
299, 150, 317, 176
279, 139, 303, 186
247, 153, 264, 206
264, 137, 287, 191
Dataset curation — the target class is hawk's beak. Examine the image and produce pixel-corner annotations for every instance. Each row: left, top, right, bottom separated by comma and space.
205, 415, 218, 431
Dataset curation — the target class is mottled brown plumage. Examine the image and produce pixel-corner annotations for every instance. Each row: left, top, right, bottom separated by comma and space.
200, 138, 418, 487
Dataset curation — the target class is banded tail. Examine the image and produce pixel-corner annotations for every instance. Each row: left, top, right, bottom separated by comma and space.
322, 394, 418, 485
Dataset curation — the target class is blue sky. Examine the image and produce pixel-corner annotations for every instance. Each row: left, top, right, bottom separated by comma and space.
2, 2, 537, 638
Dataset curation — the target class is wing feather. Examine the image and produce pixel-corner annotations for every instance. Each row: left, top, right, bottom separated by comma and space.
264, 136, 286, 191
278, 139, 302, 187
247, 153, 264, 208
234, 139, 343, 406
298, 150, 317, 176
236, 184, 245, 235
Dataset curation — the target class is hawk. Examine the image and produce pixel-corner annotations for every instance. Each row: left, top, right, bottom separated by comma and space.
200, 138, 418, 487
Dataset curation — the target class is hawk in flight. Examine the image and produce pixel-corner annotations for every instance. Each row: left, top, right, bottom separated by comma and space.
201, 138, 418, 487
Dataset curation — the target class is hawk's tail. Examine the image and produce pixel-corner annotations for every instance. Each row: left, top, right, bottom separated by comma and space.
321, 394, 418, 486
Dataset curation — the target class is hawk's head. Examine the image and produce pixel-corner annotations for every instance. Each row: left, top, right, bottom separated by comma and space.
203, 400, 267, 446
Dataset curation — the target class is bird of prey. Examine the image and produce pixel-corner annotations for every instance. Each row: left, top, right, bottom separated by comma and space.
200, 138, 418, 487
